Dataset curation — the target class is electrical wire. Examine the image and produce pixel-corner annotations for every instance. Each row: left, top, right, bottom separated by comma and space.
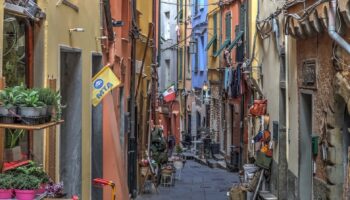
161, 0, 219, 6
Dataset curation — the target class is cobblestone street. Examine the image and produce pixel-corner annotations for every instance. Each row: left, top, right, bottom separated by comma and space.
137, 160, 239, 200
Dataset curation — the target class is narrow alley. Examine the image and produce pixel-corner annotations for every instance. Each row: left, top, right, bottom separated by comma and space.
138, 160, 239, 200
1, 0, 350, 200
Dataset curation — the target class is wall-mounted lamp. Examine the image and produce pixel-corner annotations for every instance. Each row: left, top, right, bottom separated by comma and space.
96, 36, 108, 40
69, 28, 85, 33
112, 20, 124, 27
189, 37, 197, 54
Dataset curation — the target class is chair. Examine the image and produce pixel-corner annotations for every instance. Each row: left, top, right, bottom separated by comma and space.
160, 173, 173, 187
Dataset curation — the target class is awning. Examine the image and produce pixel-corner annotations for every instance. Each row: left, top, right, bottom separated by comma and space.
214, 39, 230, 57
205, 34, 217, 51
227, 31, 244, 51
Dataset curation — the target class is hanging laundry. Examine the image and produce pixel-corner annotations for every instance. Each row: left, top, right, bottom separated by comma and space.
176, 24, 180, 41
224, 68, 231, 91
231, 64, 241, 98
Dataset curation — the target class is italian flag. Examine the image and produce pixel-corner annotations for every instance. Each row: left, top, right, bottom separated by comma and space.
163, 85, 176, 102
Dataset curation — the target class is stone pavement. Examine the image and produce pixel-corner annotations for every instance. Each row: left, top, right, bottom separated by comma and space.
137, 160, 240, 200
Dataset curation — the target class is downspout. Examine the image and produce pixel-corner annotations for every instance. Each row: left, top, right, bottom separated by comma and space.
328, 0, 350, 54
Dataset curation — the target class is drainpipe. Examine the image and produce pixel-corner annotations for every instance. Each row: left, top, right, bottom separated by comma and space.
328, 0, 350, 54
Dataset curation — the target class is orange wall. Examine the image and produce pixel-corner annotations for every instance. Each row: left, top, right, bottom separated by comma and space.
221, 2, 240, 64
103, 0, 132, 199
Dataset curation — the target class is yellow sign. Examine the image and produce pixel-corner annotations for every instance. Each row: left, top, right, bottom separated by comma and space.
92, 66, 121, 106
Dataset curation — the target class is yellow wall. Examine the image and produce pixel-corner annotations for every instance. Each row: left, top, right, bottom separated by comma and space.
37, 1, 101, 199
207, 0, 220, 81
249, 0, 260, 80
136, 0, 153, 190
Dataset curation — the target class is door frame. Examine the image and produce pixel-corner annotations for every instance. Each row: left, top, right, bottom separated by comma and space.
298, 89, 314, 200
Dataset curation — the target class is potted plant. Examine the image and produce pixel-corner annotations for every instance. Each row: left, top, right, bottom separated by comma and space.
0, 173, 14, 199
11, 161, 50, 194
45, 181, 65, 198
0, 86, 24, 123
13, 174, 40, 200
53, 91, 63, 121
4, 129, 25, 162
37, 88, 55, 121
18, 89, 45, 124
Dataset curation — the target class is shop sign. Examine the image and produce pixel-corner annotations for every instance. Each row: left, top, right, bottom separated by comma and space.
92, 66, 121, 106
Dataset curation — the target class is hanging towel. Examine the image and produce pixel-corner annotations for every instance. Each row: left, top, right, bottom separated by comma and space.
231, 64, 241, 98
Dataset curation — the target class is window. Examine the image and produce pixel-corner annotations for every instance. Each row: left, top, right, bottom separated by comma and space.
165, 11, 170, 19
194, 0, 198, 15
225, 12, 231, 40
165, 59, 171, 84
194, 40, 199, 73
3, 15, 31, 163
213, 13, 218, 54
178, 48, 183, 81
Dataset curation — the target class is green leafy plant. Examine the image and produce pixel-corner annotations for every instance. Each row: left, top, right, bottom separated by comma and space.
0, 173, 14, 189
36, 88, 55, 106
54, 91, 64, 121
0, 85, 25, 107
12, 174, 40, 190
7, 161, 50, 184
18, 90, 44, 107
5, 129, 25, 149
175, 145, 183, 154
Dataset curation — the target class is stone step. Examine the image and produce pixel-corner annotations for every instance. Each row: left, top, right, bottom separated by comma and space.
207, 159, 218, 168
259, 191, 277, 200
217, 161, 227, 170
193, 156, 207, 166
213, 154, 225, 161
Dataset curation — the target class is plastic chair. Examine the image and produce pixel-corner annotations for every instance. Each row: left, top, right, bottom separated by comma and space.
160, 173, 173, 187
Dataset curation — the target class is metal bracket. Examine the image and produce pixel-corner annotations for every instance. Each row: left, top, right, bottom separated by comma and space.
56, 0, 79, 12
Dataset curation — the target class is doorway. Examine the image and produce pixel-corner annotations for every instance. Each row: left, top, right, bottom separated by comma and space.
91, 54, 103, 200
59, 48, 82, 197
299, 92, 313, 200
343, 109, 350, 187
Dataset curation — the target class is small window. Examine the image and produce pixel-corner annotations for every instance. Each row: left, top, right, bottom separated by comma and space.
165, 11, 170, 19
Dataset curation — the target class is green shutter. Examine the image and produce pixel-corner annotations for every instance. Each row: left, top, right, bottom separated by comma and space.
205, 34, 217, 51
179, 48, 183, 80
213, 13, 218, 53
227, 31, 244, 51
225, 12, 231, 40
214, 39, 230, 57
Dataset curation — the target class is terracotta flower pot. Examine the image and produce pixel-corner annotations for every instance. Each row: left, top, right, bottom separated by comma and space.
0, 189, 13, 199
15, 189, 36, 200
